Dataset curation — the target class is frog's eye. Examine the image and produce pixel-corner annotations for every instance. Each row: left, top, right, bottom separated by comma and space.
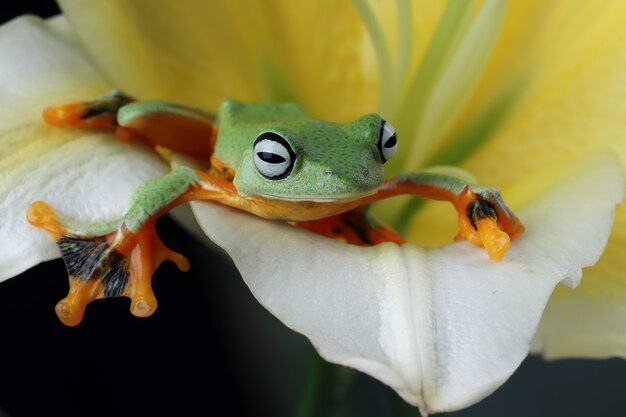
378, 120, 397, 163
253, 132, 296, 180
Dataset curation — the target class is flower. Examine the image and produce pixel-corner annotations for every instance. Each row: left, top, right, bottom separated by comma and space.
398, 0, 626, 360
0, 1, 624, 415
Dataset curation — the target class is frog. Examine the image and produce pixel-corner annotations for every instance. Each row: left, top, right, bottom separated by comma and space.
27, 90, 524, 326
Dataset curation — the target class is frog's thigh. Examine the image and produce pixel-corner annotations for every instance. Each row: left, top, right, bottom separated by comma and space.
296, 207, 404, 246
43, 91, 217, 160
118, 101, 217, 159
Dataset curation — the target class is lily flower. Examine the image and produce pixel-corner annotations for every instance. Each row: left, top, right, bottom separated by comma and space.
0, 1, 624, 414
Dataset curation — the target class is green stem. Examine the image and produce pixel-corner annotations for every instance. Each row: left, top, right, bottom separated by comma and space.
295, 348, 356, 417
353, 0, 394, 114
386, 0, 476, 176
392, 0, 413, 113
296, 351, 326, 417
392, 197, 425, 235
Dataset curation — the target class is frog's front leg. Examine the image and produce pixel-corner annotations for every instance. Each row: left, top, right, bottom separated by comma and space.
363, 172, 525, 260
26, 166, 227, 326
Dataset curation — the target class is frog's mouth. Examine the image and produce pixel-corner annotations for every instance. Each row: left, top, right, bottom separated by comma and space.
234, 187, 381, 222
245, 187, 379, 203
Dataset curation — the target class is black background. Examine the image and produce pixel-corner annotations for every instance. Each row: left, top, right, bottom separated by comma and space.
1, 3, 626, 417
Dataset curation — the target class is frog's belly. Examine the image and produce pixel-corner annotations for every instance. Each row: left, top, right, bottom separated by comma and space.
191, 172, 370, 221
223, 194, 366, 221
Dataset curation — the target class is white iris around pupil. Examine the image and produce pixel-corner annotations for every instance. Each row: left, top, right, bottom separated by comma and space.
380, 121, 397, 162
254, 138, 292, 178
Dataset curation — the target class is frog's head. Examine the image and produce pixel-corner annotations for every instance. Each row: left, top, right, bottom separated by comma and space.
234, 112, 397, 202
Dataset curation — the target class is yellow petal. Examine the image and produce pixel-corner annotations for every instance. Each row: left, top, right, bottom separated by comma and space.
453, 0, 553, 123
58, 0, 375, 120
426, 1, 626, 171
461, 1, 626, 186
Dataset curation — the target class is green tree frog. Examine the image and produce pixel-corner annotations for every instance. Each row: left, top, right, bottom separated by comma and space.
27, 90, 524, 326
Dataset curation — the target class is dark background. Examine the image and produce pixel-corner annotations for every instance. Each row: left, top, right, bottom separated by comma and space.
2, 3, 626, 417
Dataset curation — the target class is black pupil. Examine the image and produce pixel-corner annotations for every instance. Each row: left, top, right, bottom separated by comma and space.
384, 134, 397, 148
257, 152, 286, 164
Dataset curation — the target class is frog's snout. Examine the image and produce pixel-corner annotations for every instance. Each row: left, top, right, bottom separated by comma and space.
358, 157, 384, 188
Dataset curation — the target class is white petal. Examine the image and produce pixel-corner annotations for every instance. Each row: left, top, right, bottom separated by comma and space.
0, 17, 168, 281
188, 153, 622, 413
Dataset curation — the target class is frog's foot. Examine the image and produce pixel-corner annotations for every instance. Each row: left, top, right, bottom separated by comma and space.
297, 207, 405, 247
42, 89, 134, 131
453, 187, 525, 260
27, 201, 189, 326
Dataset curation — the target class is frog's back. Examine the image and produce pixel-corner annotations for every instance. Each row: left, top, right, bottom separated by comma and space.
213, 100, 307, 170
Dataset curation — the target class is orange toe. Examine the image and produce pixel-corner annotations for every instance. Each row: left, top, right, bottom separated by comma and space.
475, 218, 510, 260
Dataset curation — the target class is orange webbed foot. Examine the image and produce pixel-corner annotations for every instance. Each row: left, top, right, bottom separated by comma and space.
454, 187, 524, 260
42, 89, 134, 130
125, 223, 190, 319
474, 217, 510, 261
27, 201, 189, 325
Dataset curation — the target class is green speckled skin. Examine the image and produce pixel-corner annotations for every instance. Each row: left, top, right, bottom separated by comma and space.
124, 166, 199, 231
214, 100, 385, 200
56, 167, 200, 236
58, 215, 121, 238
116, 98, 387, 201
118, 100, 216, 127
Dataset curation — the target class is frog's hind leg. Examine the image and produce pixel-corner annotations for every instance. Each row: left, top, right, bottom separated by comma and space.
43, 90, 217, 160
43, 89, 134, 130
27, 200, 189, 327
297, 207, 405, 247
115, 100, 217, 159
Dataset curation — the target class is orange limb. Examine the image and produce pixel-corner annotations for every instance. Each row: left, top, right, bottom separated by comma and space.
119, 110, 217, 160
451, 186, 525, 242
123, 220, 190, 319
361, 177, 525, 259
297, 208, 404, 247
27, 201, 189, 326
26, 162, 246, 326
43, 101, 118, 129
43, 101, 156, 150
42, 92, 217, 161
27, 201, 67, 240
42, 90, 134, 131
